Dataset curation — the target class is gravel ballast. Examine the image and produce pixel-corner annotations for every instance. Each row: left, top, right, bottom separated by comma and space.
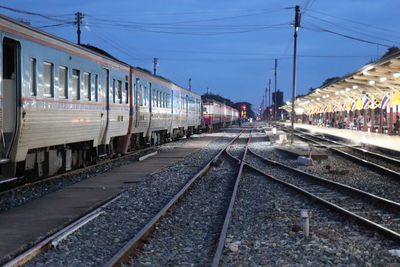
221, 170, 400, 266
25, 130, 239, 266
129, 154, 238, 266
250, 129, 400, 204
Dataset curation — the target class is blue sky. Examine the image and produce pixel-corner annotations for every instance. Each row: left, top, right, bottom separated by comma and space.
2, 0, 400, 112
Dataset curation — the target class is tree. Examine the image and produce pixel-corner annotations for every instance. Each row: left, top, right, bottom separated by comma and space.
381, 46, 400, 59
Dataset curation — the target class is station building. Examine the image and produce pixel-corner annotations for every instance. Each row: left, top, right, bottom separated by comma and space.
283, 51, 400, 135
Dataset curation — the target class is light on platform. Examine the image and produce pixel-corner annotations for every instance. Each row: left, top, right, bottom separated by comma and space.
352, 85, 358, 89
345, 87, 351, 92
368, 80, 375, 85
294, 107, 304, 114
316, 97, 320, 101
326, 94, 330, 98
335, 91, 339, 95
340, 90, 344, 94
379, 77, 387, 82
393, 73, 400, 78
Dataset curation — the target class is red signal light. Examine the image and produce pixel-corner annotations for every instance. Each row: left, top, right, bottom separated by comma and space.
269, 108, 273, 112
242, 105, 246, 110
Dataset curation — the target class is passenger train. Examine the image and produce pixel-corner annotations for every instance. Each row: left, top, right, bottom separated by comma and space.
202, 98, 239, 130
0, 15, 203, 178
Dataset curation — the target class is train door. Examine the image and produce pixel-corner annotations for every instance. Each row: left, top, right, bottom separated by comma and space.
99, 68, 109, 144
147, 82, 153, 133
1, 37, 20, 160
185, 95, 189, 122
134, 78, 140, 127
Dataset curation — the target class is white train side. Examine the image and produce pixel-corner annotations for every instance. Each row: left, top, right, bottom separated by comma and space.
0, 15, 201, 178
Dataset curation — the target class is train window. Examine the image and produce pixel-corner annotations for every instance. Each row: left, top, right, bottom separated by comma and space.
58, 66, 67, 99
125, 82, 128, 104
72, 69, 80, 100
94, 74, 98, 101
143, 86, 147, 106
30, 58, 37, 96
83, 72, 90, 100
152, 89, 156, 107
139, 84, 143, 106
117, 80, 122, 104
112, 79, 116, 103
43, 62, 54, 97
163, 92, 166, 108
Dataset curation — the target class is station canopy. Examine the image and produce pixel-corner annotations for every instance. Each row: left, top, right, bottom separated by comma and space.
283, 50, 400, 115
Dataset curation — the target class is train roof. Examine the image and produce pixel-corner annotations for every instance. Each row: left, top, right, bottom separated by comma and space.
202, 98, 238, 111
0, 14, 200, 98
0, 15, 131, 70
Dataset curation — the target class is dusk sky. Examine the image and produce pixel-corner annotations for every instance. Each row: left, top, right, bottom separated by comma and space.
2, 0, 400, 113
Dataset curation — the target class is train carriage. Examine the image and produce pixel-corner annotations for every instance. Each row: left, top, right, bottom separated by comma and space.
202, 98, 239, 130
0, 15, 202, 178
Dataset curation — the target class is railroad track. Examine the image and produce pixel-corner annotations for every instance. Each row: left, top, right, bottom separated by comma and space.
243, 146, 400, 242
105, 129, 252, 266
281, 127, 400, 179
3, 129, 249, 266
0, 146, 158, 196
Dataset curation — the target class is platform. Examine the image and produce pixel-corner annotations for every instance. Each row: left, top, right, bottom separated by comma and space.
0, 133, 223, 262
284, 123, 400, 152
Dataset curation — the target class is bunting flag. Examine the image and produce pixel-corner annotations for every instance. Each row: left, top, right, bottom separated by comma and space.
356, 98, 363, 110
351, 101, 356, 111
345, 101, 351, 111
327, 105, 332, 112
362, 95, 371, 110
341, 103, 346, 111
393, 92, 400, 105
381, 95, 391, 109
324, 105, 328, 112
332, 104, 338, 111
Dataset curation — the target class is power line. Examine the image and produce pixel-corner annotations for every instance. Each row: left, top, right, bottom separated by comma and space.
303, 25, 393, 47
0, 5, 73, 23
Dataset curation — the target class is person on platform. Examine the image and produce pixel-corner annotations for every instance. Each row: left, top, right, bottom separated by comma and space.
394, 116, 400, 135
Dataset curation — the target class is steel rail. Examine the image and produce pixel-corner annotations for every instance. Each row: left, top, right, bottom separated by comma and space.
247, 148, 400, 211
0, 146, 158, 198
103, 129, 246, 267
245, 148, 400, 241
280, 126, 400, 180
3, 194, 122, 267
211, 131, 251, 267
292, 131, 400, 179
242, 161, 400, 242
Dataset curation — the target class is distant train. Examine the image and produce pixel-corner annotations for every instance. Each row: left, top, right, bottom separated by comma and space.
202, 98, 239, 130
0, 15, 203, 178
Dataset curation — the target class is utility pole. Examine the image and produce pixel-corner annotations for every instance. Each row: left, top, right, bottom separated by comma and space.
264, 87, 267, 120
153, 58, 159, 75
268, 79, 271, 120
75, 12, 84, 45
291, 5, 301, 144
188, 78, 192, 91
274, 59, 278, 121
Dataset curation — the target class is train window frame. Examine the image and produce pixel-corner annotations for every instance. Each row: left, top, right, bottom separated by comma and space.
117, 80, 122, 104
112, 79, 116, 104
43, 62, 54, 98
94, 74, 99, 102
30, 58, 37, 96
83, 72, 91, 100
125, 81, 128, 104
58, 66, 68, 99
72, 69, 80, 100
